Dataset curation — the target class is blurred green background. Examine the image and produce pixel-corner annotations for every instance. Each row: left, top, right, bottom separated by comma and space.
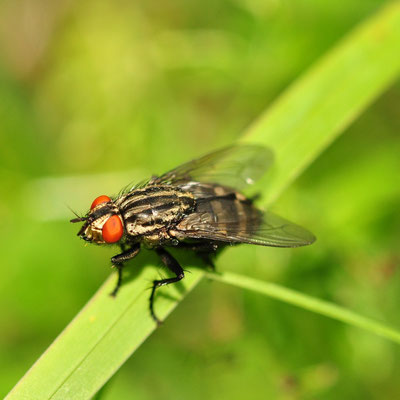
1, 0, 399, 399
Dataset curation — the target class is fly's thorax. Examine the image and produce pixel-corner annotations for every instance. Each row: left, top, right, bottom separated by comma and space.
116, 185, 196, 238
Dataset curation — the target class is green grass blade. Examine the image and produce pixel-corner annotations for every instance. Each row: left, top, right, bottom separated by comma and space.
7, 264, 204, 400
6, 3, 400, 399
206, 271, 400, 345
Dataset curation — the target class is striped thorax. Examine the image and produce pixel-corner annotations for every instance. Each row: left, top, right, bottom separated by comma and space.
116, 185, 196, 245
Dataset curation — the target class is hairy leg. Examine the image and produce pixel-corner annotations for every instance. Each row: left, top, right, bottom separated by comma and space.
110, 243, 141, 296
150, 247, 185, 325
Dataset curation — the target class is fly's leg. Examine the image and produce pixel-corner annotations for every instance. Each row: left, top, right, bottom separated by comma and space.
180, 242, 219, 252
150, 247, 185, 325
197, 252, 216, 270
111, 264, 124, 297
195, 243, 219, 270
110, 243, 141, 297
178, 242, 220, 270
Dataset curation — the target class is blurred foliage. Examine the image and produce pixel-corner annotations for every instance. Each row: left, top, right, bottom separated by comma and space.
0, 0, 399, 399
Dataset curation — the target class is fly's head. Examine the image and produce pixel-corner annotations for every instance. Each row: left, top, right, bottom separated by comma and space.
71, 195, 124, 245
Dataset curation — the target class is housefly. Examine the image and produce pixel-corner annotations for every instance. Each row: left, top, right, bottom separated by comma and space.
71, 145, 315, 324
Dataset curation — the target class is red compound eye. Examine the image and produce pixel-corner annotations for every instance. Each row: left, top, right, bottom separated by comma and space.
102, 215, 123, 243
91, 195, 111, 210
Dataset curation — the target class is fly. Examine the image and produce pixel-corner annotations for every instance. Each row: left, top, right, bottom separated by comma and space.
71, 145, 315, 324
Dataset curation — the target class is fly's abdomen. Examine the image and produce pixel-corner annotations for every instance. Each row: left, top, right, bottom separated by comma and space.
118, 186, 196, 237
175, 183, 262, 240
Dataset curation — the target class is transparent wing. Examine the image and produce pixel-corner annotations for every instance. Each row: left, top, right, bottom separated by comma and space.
228, 211, 316, 247
150, 145, 273, 190
177, 200, 315, 248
